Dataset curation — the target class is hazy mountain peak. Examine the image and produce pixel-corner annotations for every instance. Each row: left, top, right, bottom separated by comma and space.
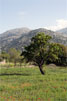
56, 27, 67, 37
57, 27, 67, 32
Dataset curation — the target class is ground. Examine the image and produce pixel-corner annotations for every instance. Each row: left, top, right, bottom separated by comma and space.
0, 64, 67, 101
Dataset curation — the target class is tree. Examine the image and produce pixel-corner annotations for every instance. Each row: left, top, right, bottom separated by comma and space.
47, 43, 67, 66
58, 45, 67, 66
8, 48, 21, 66
0, 51, 10, 62
21, 32, 51, 75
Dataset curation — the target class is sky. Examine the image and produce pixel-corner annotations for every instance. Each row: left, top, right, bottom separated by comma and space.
0, 0, 67, 33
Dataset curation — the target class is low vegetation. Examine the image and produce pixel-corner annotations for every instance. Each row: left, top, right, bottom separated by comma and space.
0, 65, 67, 101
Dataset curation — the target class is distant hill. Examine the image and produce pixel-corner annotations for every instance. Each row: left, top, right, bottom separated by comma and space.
56, 28, 67, 37
0, 27, 31, 38
0, 28, 31, 51
0, 28, 67, 51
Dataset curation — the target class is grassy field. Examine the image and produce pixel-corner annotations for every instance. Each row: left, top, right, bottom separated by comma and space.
0, 64, 67, 101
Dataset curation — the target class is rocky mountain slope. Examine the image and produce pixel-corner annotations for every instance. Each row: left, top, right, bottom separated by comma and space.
57, 28, 67, 37
0, 28, 31, 51
0, 28, 67, 52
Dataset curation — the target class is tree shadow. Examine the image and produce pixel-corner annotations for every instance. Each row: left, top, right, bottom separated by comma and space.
0, 73, 31, 76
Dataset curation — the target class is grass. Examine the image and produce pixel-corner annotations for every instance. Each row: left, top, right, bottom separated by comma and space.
0, 64, 67, 101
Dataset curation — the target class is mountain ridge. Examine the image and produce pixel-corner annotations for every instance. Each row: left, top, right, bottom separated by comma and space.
0, 27, 67, 52
56, 27, 67, 37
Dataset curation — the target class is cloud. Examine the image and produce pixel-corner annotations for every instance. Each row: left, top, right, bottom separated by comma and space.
45, 19, 67, 31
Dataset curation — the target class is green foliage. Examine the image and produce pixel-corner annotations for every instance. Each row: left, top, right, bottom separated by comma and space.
47, 43, 67, 66
21, 32, 52, 74
0, 51, 10, 62
8, 48, 22, 66
0, 48, 23, 67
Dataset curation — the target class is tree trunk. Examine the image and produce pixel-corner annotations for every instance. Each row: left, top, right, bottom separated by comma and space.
39, 66, 45, 75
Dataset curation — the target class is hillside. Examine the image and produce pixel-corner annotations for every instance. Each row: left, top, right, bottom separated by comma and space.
0, 28, 31, 51
56, 28, 67, 37
0, 28, 67, 51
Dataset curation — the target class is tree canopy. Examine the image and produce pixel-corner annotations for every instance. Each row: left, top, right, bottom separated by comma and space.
47, 43, 67, 66
21, 32, 52, 75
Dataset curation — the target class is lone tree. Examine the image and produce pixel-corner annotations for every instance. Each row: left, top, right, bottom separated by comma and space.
21, 32, 51, 75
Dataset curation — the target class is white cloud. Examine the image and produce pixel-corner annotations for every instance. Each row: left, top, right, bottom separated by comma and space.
45, 19, 67, 31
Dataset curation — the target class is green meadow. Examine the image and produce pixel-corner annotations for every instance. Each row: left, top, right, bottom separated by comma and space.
0, 64, 67, 101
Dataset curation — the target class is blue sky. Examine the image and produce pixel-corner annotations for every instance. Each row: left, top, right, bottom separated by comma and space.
0, 0, 67, 33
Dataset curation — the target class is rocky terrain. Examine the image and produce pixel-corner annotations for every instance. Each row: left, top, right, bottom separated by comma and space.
0, 27, 67, 51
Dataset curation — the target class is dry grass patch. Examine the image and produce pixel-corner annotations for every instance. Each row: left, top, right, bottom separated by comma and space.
21, 83, 32, 88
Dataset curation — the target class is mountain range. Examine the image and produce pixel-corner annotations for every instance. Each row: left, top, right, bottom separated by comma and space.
57, 28, 67, 37
0, 27, 67, 52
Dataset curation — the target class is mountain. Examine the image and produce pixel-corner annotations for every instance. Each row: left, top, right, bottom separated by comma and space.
0, 28, 31, 51
0, 28, 67, 52
0, 27, 31, 38
56, 28, 67, 37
